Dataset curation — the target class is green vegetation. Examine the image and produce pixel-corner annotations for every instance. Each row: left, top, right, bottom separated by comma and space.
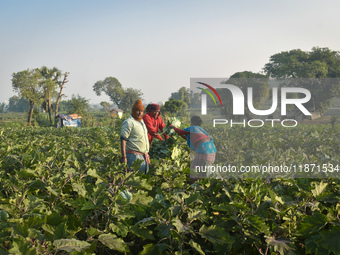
1, 46, 340, 254
11, 67, 69, 126
93, 77, 143, 113
0, 124, 339, 254
264, 47, 340, 115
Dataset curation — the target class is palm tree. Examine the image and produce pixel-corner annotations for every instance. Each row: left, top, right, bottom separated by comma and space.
40, 66, 61, 124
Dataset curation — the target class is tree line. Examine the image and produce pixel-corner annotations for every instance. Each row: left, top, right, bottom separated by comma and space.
161, 47, 340, 118
201, 47, 340, 118
10, 67, 69, 126
5, 46, 340, 125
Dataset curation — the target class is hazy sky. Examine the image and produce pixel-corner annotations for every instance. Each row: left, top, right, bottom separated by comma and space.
1, 0, 340, 105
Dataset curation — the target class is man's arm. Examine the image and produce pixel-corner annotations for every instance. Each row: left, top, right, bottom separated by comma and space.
120, 119, 131, 164
120, 138, 127, 163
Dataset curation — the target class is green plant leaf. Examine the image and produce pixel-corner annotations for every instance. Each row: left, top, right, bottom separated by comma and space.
98, 233, 129, 253
54, 222, 68, 240
298, 212, 328, 236
319, 227, 340, 254
304, 233, 328, 255
130, 190, 153, 205
120, 190, 132, 201
185, 192, 202, 205
0, 210, 9, 221
87, 227, 102, 237
130, 225, 155, 240
155, 223, 172, 238
311, 181, 328, 198
53, 238, 90, 252
189, 239, 205, 255
171, 146, 181, 160
110, 222, 129, 237
199, 225, 230, 244
139, 243, 169, 255
72, 183, 87, 197
8, 237, 36, 255
265, 236, 296, 255
172, 218, 191, 233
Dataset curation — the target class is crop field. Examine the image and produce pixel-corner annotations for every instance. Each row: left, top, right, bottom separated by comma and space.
0, 124, 340, 254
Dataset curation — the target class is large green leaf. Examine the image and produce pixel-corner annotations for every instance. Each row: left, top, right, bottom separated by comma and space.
86, 227, 102, 237
304, 233, 328, 255
247, 215, 271, 235
172, 219, 191, 233
139, 243, 169, 255
54, 222, 68, 240
265, 236, 296, 255
311, 181, 328, 198
199, 225, 230, 244
171, 146, 181, 160
185, 192, 202, 205
72, 183, 87, 197
53, 238, 90, 252
298, 212, 328, 236
130, 190, 153, 205
189, 239, 205, 255
0, 210, 9, 221
120, 190, 132, 202
98, 233, 129, 253
131, 225, 155, 240
110, 222, 129, 237
155, 223, 172, 238
8, 237, 36, 255
319, 227, 340, 254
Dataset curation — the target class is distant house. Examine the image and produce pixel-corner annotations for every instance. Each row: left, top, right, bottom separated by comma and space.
55, 114, 82, 127
110, 108, 123, 119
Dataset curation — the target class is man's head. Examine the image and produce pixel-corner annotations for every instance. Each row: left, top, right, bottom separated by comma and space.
146, 104, 161, 118
191, 116, 203, 126
132, 100, 144, 121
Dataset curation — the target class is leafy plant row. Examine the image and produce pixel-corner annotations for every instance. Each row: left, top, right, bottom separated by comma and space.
0, 126, 339, 254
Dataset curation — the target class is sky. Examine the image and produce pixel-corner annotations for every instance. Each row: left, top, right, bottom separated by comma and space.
1, 0, 340, 105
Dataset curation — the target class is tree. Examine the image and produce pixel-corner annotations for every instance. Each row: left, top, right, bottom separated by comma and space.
263, 47, 340, 115
190, 90, 201, 108
93, 77, 125, 108
54, 71, 69, 119
226, 72, 269, 100
219, 71, 269, 119
56, 100, 68, 113
93, 77, 143, 112
100, 101, 111, 113
12, 69, 43, 125
40, 66, 61, 124
65, 94, 90, 115
119, 87, 143, 112
0, 102, 6, 113
170, 87, 191, 105
162, 98, 185, 115
7, 96, 29, 112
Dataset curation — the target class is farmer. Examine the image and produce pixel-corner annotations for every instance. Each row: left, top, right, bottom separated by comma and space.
169, 116, 216, 178
142, 103, 169, 144
120, 99, 150, 173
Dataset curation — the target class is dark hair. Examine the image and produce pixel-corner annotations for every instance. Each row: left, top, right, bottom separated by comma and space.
191, 116, 203, 126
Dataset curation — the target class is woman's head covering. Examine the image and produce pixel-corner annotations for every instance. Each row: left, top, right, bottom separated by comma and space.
146, 103, 160, 112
